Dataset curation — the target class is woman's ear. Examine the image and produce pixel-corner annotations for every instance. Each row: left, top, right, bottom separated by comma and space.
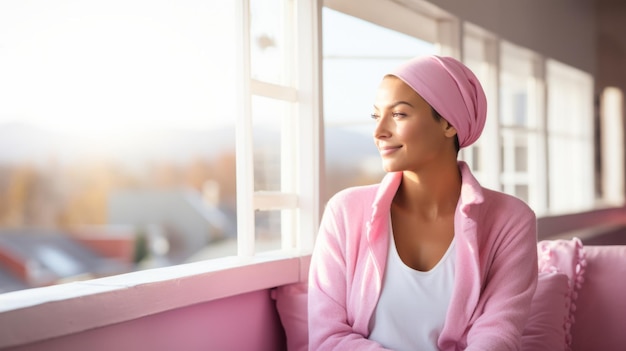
442, 119, 458, 138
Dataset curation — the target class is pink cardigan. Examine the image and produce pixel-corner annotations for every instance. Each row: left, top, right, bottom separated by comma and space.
308, 162, 538, 350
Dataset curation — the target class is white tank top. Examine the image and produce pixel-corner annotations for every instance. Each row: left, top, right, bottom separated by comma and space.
368, 224, 456, 351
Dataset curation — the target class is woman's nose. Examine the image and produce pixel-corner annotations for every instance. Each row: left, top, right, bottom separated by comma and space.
374, 115, 391, 139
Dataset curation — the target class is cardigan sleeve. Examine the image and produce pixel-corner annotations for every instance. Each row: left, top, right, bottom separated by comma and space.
308, 198, 391, 351
463, 207, 538, 351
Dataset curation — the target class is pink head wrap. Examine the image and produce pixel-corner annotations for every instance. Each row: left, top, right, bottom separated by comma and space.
388, 55, 487, 148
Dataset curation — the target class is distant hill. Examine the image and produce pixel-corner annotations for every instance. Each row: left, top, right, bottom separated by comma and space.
0, 121, 379, 168
0, 122, 236, 166
0, 122, 65, 165
324, 126, 378, 165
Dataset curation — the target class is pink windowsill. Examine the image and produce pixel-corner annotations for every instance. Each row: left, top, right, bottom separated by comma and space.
0, 251, 311, 349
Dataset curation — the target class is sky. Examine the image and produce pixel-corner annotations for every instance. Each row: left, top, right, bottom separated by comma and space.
0, 1, 434, 141
0, 0, 239, 137
321, 8, 434, 130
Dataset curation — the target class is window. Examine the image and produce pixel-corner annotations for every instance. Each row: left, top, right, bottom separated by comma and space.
244, 0, 321, 256
499, 42, 547, 213
546, 59, 595, 214
0, 0, 321, 294
321, 2, 437, 203
463, 33, 598, 216
322, 5, 603, 217
461, 24, 499, 190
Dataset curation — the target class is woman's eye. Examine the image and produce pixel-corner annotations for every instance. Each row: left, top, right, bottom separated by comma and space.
392, 112, 407, 118
370, 113, 379, 120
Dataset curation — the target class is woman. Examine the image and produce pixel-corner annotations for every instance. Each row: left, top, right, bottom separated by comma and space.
308, 55, 538, 350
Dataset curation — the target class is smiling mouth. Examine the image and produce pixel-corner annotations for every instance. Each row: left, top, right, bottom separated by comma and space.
379, 145, 402, 156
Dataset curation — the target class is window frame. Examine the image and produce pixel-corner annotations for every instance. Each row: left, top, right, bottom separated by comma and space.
498, 40, 548, 214
238, 0, 322, 256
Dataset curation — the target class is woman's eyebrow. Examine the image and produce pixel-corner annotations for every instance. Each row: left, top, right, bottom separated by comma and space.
391, 101, 414, 108
373, 101, 414, 110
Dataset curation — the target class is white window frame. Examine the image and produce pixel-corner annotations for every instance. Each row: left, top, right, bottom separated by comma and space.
599, 87, 625, 206
499, 41, 548, 214
238, 0, 321, 257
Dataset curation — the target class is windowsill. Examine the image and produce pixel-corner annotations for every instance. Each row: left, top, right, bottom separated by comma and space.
0, 250, 311, 350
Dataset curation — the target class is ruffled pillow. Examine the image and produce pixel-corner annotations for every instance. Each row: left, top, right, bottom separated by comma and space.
271, 282, 308, 351
535, 238, 587, 351
569, 244, 626, 350
521, 271, 570, 351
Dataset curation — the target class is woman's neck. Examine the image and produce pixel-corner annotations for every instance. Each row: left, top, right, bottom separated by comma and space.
393, 160, 461, 221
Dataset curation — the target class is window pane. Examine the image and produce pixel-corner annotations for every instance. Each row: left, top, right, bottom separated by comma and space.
501, 131, 530, 175
322, 7, 436, 202
0, 0, 239, 292
514, 144, 528, 172
255, 209, 291, 253
252, 95, 293, 192
464, 35, 491, 87
250, 0, 292, 85
500, 43, 538, 129
514, 184, 529, 204
500, 74, 530, 127
499, 42, 543, 212
500, 129, 535, 207
547, 60, 595, 213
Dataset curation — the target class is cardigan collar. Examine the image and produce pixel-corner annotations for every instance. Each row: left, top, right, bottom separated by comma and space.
368, 160, 485, 238
365, 161, 485, 288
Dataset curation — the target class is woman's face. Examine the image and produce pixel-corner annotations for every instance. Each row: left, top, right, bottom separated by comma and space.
372, 76, 457, 173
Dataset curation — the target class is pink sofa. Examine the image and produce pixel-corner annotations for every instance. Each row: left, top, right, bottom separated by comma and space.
272, 238, 626, 351
564, 242, 626, 350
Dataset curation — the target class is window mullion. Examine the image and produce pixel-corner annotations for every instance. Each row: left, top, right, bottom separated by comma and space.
601, 88, 625, 205
281, 104, 298, 250
436, 17, 461, 59
483, 35, 501, 190
236, 0, 255, 257
280, 0, 299, 252
534, 57, 548, 214
294, 0, 322, 254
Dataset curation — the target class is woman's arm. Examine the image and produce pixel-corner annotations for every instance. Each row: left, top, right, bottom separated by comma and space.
464, 210, 539, 351
308, 200, 391, 351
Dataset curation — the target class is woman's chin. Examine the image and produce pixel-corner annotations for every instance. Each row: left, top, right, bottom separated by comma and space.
382, 161, 400, 173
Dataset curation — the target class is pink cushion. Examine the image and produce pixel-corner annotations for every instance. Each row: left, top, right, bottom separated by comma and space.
272, 282, 308, 351
569, 245, 626, 351
536, 238, 587, 350
521, 271, 569, 351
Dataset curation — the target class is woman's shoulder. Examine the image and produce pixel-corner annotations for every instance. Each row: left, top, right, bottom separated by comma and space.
327, 183, 380, 207
459, 162, 534, 218
480, 187, 535, 218
320, 183, 381, 232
